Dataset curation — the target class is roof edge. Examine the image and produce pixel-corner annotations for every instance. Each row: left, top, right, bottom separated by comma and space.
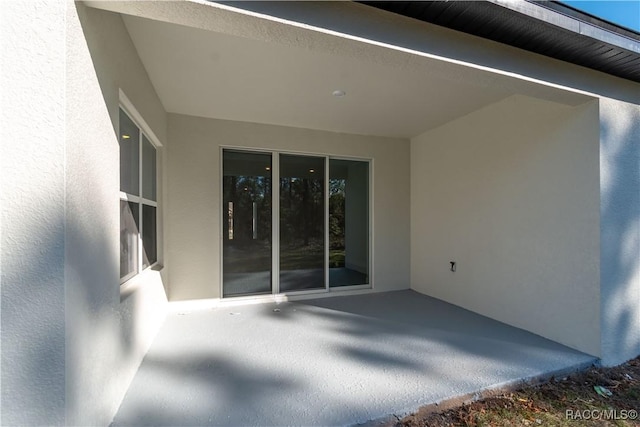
488, 0, 640, 54
541, 1, 640, 40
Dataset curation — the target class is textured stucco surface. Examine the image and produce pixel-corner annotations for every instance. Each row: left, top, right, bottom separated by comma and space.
93, 0, 602, 141
215, 0, 640, 107
112, 291, 595, 426
1, 1, 67, 424
64, 4, 169, 426
94, 0, 639, 367
166, 114, 410, 300
87, 0, 596, 105
1, 2, 169, 425
411, 95, 601, 357
1, 1, 638, 425
599, 98, 640, 366
65, 3, 123, 424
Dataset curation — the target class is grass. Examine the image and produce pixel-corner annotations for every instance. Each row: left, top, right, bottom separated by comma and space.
224, 240, 330, 272
399, 357, 640, 427
329, 249, 345, 268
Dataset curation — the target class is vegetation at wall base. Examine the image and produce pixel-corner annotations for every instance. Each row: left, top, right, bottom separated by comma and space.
399, 357, 640, 427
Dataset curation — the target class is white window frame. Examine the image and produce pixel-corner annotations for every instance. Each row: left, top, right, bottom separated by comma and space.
119, 92, 162, 285
219, 146, 373, 299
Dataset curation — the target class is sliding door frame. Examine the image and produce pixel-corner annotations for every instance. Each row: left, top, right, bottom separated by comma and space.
219, 145, 373, 299
271, 151, 281, 295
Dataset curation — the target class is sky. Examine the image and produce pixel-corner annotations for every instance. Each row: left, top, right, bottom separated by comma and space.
560, 1, 640, 32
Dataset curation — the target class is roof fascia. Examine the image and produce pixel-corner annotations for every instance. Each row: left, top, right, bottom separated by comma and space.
489, 0, 640, 54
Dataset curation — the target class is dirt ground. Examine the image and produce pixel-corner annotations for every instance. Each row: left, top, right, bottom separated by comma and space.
398, 357, 640, 427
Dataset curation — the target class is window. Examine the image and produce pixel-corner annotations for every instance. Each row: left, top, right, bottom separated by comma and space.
119, 107, 158, 283
221, 148, 371, 297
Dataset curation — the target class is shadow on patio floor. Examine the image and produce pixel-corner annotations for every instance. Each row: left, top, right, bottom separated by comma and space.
111, 290, 596, 426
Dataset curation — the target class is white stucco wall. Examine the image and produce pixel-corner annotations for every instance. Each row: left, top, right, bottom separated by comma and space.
410, 95, 601, 356
64, 4, 169, 425
1, 4, 638, 427
599, 98, 640, 366
246, 5, 637, 364
1, 1, 66, 424
167, 114, 410, 300
1, 2, 168, 425
91, 0, 640, 366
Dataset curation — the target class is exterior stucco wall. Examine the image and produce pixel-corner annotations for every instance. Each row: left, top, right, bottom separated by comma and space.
1, 1, 67, 424
166, 114, 410, 300
88, 3, 640, 366
599, 98, 640, 366
410, 95, 601, 357
65, 4, 169, 425
219, 1, 639, 107
242, 0, 638, 366
1, 2, 168, 425
1, 4, 638, 427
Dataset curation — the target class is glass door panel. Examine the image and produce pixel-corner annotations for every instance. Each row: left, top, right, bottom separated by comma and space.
222, 150, 272, 297
279, 154, 326, 291
329, 159, 369, 287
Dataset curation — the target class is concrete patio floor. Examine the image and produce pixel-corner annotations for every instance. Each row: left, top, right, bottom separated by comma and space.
112, 290, 596, 426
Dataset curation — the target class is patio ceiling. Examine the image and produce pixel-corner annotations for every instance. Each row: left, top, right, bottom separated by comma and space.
91, 1, 595, 139
122, 14, 510, 139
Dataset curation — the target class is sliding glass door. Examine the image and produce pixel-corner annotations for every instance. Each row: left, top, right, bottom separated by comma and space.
279, 154, 326, 292
329, 159, 369, 287
222, 149, 369, 297
222, 150, 272, 297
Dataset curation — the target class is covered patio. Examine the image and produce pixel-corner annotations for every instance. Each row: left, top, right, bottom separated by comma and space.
73, 2, 604, 425
112, 291, 595, 426
3, 0, 639, 425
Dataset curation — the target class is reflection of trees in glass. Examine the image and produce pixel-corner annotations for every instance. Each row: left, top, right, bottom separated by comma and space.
329, 179, 345, 268
223, 175, 271, 245
280, 176, 324, 249
223, 174, 272, 273
278, 154, 325, 275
